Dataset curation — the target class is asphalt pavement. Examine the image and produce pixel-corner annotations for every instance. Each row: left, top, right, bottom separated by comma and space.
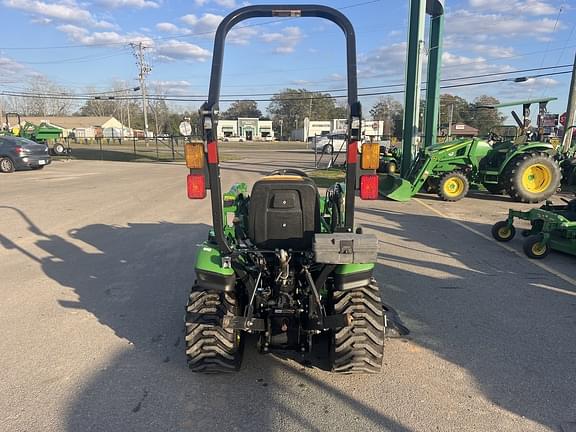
0, 150, 575, 432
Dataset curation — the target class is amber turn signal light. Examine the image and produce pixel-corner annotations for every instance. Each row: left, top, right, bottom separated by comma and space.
185, 142, 204, 169
361, 142, 380, 170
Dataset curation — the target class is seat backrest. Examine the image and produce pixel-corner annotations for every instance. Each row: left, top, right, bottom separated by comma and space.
248, 175, 320, 250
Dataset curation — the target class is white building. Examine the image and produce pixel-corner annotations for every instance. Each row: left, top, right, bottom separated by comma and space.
292, 118, 386, 141
217, 118, 274, 141
20, 116, 132, 139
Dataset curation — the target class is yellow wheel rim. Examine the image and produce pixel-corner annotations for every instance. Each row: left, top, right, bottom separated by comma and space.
443, 177, 465, 198
498, 226, 511, 239
531, 242, 547, 256
388, 163, 396, 174
521, 163, 552, 193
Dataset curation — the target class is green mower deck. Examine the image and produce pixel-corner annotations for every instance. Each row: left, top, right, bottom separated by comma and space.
492, 200, 576, 259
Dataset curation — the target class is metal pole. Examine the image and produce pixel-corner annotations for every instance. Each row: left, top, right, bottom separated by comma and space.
424, 12, 444, 147
561, 52, 576, 153
130, 42, 151, 145
401, 0, 426, 176
448, 103, 454, 139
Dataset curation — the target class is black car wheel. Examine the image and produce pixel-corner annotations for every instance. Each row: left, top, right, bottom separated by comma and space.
0, 157, 15, 173
323, 144, 334, 155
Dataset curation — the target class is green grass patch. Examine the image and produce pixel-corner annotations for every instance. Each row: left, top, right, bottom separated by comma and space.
308, 168, 345, 188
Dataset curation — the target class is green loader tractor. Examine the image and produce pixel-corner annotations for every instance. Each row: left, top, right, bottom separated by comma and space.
183, 5, 386, 374
380, 98, 563, 203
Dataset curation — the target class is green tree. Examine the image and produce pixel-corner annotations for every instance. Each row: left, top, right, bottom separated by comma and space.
469, 95, 505, 136
438, 94, 473, 130
267, 88, 344, 137
369, 96, 404, 139
221, 100, 262, 119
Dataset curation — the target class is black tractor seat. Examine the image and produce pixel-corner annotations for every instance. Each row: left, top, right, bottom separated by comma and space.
248, 173, 321, 250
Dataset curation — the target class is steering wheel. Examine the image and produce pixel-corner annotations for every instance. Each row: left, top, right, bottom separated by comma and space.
488, 131, 502, 143
267, 168, 309, 177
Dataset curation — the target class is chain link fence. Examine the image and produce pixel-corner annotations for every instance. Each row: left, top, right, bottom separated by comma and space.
57, 135, 193, 162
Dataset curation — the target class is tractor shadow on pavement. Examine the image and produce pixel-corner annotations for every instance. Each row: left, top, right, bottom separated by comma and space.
357, 206, 576, 431
0, 208, 412, 432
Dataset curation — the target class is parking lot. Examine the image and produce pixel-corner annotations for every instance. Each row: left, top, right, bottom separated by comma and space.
1, 151, 575, 432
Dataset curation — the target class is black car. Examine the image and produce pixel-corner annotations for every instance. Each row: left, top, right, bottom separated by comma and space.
0, 136, 51, 173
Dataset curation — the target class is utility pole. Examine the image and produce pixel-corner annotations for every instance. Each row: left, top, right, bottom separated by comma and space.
562, 52, 576, 153
129, 42, 152, 142
448, 103, 454, 139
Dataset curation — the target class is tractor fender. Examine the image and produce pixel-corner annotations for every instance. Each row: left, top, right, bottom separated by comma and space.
194, 242, 236, 291
497, 143, 555, 175
333, 263, 374, 290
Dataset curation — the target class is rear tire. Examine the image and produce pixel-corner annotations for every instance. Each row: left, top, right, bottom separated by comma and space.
504, 152, 561, 203
438, 172, 469, 201
0, 157, 15, 173
330, 279, 385, 374
185, 287, 243, 373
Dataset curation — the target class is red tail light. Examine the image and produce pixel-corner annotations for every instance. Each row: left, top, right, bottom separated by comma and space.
346, 141, 358, 164
360, 174, 379, 200
187, 174, 206, 199
14, 146, 23, 155
207, 141, 219, 164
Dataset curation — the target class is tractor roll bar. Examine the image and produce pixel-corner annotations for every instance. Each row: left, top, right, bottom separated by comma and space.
200, 5, 361, 254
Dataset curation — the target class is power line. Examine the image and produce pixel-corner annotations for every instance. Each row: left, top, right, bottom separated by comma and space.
1, 70, 570, 103
3, 63, 569, 99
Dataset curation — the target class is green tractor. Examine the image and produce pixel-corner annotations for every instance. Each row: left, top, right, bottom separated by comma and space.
380, 98, 563, 203
183, 5, 386, 374
2, 113, 69, 156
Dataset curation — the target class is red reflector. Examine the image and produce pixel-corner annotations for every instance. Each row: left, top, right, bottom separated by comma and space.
207, 141, 219, 164
187, 174, 206, 199
347, 141, 358, 164
360, 175, 379, 200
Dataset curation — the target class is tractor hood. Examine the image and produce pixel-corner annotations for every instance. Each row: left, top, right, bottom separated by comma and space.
427, 138, 474, 154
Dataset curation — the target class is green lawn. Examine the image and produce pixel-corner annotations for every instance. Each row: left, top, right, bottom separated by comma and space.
308, 168, 345, 188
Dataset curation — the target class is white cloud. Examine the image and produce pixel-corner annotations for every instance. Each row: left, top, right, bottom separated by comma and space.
3, 0, 114, 28
447, 10, 561, 37
468, 44, 515, 59
57, 24, 152, 46
155, 40, 211, 62
0, 55, 33, 82
228, 26, 258, 45
181, 13, 223, 34
469, 0, 557, 16
177, 13, 257, 45
156, 22, 190, 34
360, 42, 407, 78
150, 80, 193, 95
261, 26, 303, 54
97, 0, 159, 8
195, 0, 236, 8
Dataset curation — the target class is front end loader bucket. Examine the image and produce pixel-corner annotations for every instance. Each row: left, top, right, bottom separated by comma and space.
378, 174, 415, 202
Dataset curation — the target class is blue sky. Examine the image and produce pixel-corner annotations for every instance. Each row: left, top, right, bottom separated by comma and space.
0, 0, 574, 117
